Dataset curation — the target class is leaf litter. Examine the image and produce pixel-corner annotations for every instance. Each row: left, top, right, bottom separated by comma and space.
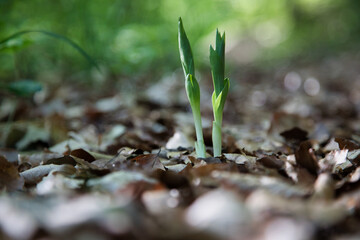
3, 58, 360, 239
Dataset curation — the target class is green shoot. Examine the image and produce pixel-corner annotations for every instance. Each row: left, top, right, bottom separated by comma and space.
178, 18, 206, 158
210, 30, 230, 157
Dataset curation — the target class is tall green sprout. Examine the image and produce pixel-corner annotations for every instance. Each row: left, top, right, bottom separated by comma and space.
178, 18, 206, 158
210, 30, 230, 157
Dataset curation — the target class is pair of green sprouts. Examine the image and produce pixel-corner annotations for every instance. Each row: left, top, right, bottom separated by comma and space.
178, 18, 230, 158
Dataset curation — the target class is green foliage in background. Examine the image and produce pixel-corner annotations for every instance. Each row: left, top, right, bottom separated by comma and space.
0, 30, 100, 71
1, 0, 360, 85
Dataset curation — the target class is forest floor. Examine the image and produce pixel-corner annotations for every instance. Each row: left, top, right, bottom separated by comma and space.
2, 53, 360, 240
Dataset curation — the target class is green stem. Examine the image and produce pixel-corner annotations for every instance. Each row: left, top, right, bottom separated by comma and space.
192, 106, 206, 158
212, 112, 222, 157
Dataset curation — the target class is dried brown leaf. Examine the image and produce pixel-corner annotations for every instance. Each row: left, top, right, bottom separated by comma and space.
335, 137, 360, 151
131, 154, 166, 171
190, 163, 238, 178
70, 148, 96, 163
44, 155, 76, 166
280, 127, 308, 142
0, 155, 24, 191
295, 140, 319, 175
258, 155, 284, 169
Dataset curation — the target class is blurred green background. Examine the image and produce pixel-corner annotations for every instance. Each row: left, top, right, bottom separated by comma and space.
1, 0, 360, 90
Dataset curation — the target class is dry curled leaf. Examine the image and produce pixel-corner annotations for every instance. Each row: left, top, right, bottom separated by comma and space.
335, 137, 359, 151
70, 148, 96, 163
295, 140, 319, 175
44, 155, 76, 166
20, 164, 76, 184
131, 153, 166, 171
258, 155, 284, 169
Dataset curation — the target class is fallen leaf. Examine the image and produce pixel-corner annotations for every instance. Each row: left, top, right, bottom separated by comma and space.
44, 155, 76, 166
259, 217, 314, 240
16, 125, 50, 150
335, 137, 359, 151
185, 188, 250, 238
311, 173, 334, 200
0, 196, 38, 239
86, 171, 158, 193
142, 189, 179, 215
349, 167, 360, 183
18, 152, 63, 167
36, 172, 85, 195
165, 164, 188, 173
213, 171, 310, 197
99, 124, 126, 151
190, 163, 238, 179
347, 149, 360, 166
284, 161, 316, 188
131, 153, 166, 171
224, 153, 257, 172
280, 127, 308, 143
323, 138, 340, 152
49, 139, 88, 154
0, 149, 18, 164
43, 193, 131, 232
70, 148, 96, 163
165, 131, 193, 149
258, 155, 284, 169
154, 168, 191, 189
295, 140, 319, 175
246, 190, 348, 226
0, 155, 24, 191
20, 164, 76, 184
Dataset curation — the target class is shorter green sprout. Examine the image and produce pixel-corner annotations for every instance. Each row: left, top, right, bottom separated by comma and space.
178, 18, 206, 158
210, 30, 229, 157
